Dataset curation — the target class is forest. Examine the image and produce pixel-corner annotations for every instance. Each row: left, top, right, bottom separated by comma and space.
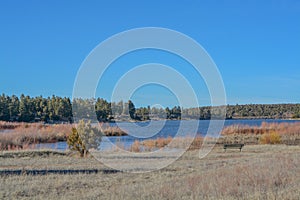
0, 94, 299, 123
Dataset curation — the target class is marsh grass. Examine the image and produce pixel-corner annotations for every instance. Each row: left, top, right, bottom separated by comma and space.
221, 122, 300, 145
128, 136, 204, 152
0, 121, 127, 150
130, 122, 300, 152
0, 123, 71, 150
222, 122, 300, 135
0, 121, 23, 130
101, 126, 127, 136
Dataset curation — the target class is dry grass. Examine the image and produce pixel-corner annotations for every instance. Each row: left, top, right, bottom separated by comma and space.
221, 122, 300, 145
142, 137, 173, 151
101, 126, 127, 136
127, 122, 300, 152
222, 122, 300, 135
165, 151, 300, 199
0, 121, 24, 130
128, 136, 204, 152
130, 140, 141, 152
260, 131, 281, 144
0, 145, 299, 199
0, 121, 127, 150
0, 123, 71, 150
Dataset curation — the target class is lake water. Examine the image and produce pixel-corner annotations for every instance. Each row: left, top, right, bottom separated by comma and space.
35, 119, 299, 151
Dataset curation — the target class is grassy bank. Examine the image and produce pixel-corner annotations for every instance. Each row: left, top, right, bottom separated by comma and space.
1, 121, 300, 151
126, 122, 300, 152
220, 122, 300, 145
129, 136, 204, 152
0, 145, 299, 199
0, 121, 126, 150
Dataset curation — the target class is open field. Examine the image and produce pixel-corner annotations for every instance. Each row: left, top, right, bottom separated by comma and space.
0, 145, 299, 199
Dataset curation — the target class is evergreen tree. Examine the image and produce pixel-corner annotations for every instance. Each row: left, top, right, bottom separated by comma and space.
67, 120, 103, 157
0, 94, 10, 121
19, 94, 35, 122
128, 100, 136, 119
8, 95, 19, 121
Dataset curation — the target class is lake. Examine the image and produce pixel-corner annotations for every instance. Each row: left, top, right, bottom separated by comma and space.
35, 119, 299, 151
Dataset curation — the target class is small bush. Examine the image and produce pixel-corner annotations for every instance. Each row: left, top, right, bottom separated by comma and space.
260, 131, 281, 144
188, 137, 203, 150
130, 140, 141, 152
67, 120, 103, 157
102, 126, 127, 136
142, 137, 172, 151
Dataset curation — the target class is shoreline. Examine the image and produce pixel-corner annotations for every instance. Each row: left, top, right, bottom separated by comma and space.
1, 117, 300, 126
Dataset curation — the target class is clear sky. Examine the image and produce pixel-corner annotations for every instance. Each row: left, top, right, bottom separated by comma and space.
1, 1, 300, 107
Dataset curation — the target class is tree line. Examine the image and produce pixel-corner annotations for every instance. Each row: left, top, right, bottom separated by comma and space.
0, 94, 300, 123
0, 94, 73, 123
73, 99, 182, 122
182, 104, 300, 119
0, 94, 181, 123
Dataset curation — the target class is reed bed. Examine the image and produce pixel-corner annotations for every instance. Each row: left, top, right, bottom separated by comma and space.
0, 123, 72, 150
1, 121, 300, 151
101, 126, 127, 136
222, 122, 300, 135
221, 122, 300, 145
130, 136, 204, 152
129, 122, 300, 152
0, 121, 127, 150
0, 121, 25, 130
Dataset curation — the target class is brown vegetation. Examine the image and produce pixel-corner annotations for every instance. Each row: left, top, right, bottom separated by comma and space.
101, 126, 127, 136
129, 122, 300, 152
130, 140, 141, 152
0, 121, 127, 151
0, 121, 24, 130
221, 122, 300, 145
129, 136, 203, 152
162, 148, 300, 199
0, 145, 299, 199
142, 137, 172, 151
222, 122, 300, 135
0, 123, 71, 150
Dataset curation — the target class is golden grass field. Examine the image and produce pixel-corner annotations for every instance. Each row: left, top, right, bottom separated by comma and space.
1, 144, 299, 200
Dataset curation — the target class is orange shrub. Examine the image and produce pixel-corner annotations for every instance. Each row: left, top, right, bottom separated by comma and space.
143, 139, 157, 151
260, 131, 281, 144
142, 137, 172, 151
130, 140, 141, 152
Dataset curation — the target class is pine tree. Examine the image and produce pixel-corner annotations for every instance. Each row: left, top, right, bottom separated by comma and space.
128, 100, 136, 119
67, 120, 103, 157
19, 94, 35, 122
0, 94, 10, 121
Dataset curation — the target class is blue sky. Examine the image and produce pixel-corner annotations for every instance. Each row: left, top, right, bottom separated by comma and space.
0, 1, 300, 107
